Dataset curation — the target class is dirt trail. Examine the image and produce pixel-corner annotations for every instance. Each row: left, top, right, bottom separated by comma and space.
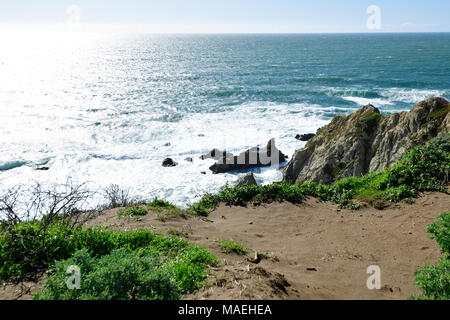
2, 192, 448, 300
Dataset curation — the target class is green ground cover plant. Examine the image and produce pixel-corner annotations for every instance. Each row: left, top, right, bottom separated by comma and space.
411, 212, 449, 300
188, 136, 449, 215
0, 221, 219, 299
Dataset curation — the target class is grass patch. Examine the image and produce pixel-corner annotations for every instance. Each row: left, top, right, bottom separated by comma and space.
148, 198, 187, 221
167, 228, 181, 237
356, 189, 386, 210
187, 136, 449, 215
187, 182, 306, 216
148, 198, 177, 211
117, 206, 148, 218
215, 239, 248, 255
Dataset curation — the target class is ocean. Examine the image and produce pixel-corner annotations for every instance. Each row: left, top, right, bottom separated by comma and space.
1, 33, 449, 207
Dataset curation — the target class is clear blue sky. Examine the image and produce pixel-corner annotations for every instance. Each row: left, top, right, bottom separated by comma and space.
1, 0, 449, 33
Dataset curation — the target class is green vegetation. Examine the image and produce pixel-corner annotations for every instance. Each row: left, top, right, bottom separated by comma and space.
188, 136, 449, 215
148, 198, 187, 221
35, 248, 180, 300
307, 137, 324, 148
427, 211, 450, 254
0, 135, 447, 300
411, 212, 449, 300
215, 239, 248, 255
167, 228, 181, 237
359, 111, 382, 129
429, 103, 450, 120
0, 221, 219, 299
148, 198, 177, 211
117, 205, 148, 218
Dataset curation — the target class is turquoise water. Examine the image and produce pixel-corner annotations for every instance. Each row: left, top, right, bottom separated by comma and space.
0, 33, 449, 206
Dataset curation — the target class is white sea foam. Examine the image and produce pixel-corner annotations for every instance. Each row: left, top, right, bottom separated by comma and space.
342, 88, 448, 110
1, 33, 448, 208
379, 88, 447, 104
341, 96, 394, 108
0, 101, 329, 208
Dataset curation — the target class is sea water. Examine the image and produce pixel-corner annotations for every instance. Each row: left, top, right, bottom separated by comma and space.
0, 33, 449, 207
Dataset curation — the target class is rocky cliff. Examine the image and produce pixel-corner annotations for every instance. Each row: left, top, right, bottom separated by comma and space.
283, 97, 450, 185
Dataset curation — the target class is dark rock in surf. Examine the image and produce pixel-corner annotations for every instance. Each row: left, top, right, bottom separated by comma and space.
200, 149, 228, 160
295, 133, 315, 141
209, 139, 288, 174
162, 158, 178, 167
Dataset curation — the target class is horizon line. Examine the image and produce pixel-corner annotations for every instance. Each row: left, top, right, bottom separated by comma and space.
0, 23, 449, 35
1, 31, 450, 35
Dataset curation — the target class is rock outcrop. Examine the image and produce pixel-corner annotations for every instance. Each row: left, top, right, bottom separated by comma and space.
283, 97, 450, 185
235, 172, 258, 187
207, 139, 288, 174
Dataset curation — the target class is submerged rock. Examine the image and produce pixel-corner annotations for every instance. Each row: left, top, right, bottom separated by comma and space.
200, 149, 227, 160
236, 172, 258, 187
283, 97, 450, 185
295, 133, 316, 141
162, 158, 178, 167
208, 139, 288, 174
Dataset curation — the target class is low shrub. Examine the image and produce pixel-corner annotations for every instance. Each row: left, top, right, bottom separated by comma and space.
411, 212, 449, 300
34, 248, 181, 300
426, 211, 450, 255
34, 240, 219, 300
412, 258, 450, 300
385, 136, 449, 192
0, 221, 219, 286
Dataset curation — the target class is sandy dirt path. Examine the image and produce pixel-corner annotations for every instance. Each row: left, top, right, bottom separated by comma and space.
2, 192, 448, 300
